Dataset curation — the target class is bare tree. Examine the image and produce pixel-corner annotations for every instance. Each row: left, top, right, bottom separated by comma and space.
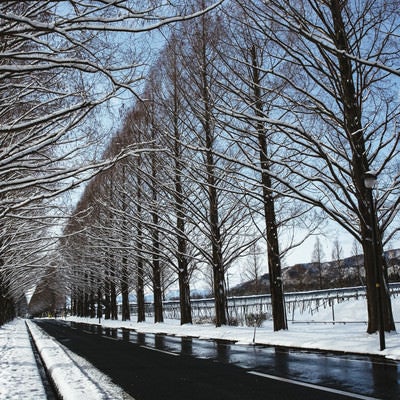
210, 2, 328, 330
312, 237, 326, 290
332, 238, 345, 287
241, 241, 265, 294
0, 0, 224, 326
172, 6, 229, 326
152, 39, 194, 324
237, 0, 398, 333
28, 266, 66, 317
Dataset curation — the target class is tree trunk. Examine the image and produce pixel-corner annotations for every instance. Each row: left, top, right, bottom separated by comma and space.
121, 255, 130, 321
178, 262, 192, 325
104, 277, 111, 320
109, 260, 118, 319
137, 255, 146, 322
150, 134, 164, 323
176, 212, 192, 324
152, 211, 164, 323
136, 173, 146, 322
200, 13, 227, 326
264, 195, 287, 330
172, 64, 192, 325
207, 122, 227, 327
120, 164, 131, 321
96, 287, 102, 321
89, 290, 96, 318
82, 291, 87, 317
251, 44, 287, 331
0, 276, 15, 325
153, 264, 164, 323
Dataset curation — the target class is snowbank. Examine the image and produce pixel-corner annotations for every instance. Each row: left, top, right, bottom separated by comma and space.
25, 320, 132, 400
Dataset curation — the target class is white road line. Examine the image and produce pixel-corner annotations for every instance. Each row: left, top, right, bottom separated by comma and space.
247, 371, 380, 400
140, 345, 179, 357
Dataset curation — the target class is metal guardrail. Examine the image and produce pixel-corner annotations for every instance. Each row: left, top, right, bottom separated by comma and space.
126, 283, 400, 324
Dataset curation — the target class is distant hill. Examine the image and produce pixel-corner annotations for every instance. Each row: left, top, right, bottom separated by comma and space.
229, 248, 400, 296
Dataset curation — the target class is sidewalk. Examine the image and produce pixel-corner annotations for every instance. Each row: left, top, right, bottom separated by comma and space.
0, 319, 47, 399
0, 319, 132, 400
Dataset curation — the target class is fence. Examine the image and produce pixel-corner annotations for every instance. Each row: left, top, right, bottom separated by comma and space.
123, 283, 400, 325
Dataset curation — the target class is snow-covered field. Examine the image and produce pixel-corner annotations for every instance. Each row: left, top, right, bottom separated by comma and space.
0, 295, 399, 399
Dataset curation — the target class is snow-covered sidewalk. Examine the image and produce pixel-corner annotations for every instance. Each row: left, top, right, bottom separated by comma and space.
0, 319, 47, 399
0, 319, 132, 400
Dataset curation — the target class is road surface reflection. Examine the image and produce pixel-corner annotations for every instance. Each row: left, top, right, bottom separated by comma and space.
69, 322, 399, 399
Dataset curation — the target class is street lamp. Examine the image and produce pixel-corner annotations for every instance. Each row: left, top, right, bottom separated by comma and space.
364, 171, 377, 190
364, 171, 385, 351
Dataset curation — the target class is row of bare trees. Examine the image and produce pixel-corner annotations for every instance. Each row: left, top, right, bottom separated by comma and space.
62, 0, 399, 333
0, 1, 222, 326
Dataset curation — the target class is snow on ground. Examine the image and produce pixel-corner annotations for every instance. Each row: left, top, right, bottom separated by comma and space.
0, 319, 132, 400
0, 319, 46, 400
0, 295, 399, 399
26, 321, 132, 400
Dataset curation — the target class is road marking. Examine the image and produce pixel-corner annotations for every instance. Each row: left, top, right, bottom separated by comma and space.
247, 371, 380, 400
140, 345, 179, 357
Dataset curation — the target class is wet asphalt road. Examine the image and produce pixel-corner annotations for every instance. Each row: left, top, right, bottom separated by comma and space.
33, 319, 399, 400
